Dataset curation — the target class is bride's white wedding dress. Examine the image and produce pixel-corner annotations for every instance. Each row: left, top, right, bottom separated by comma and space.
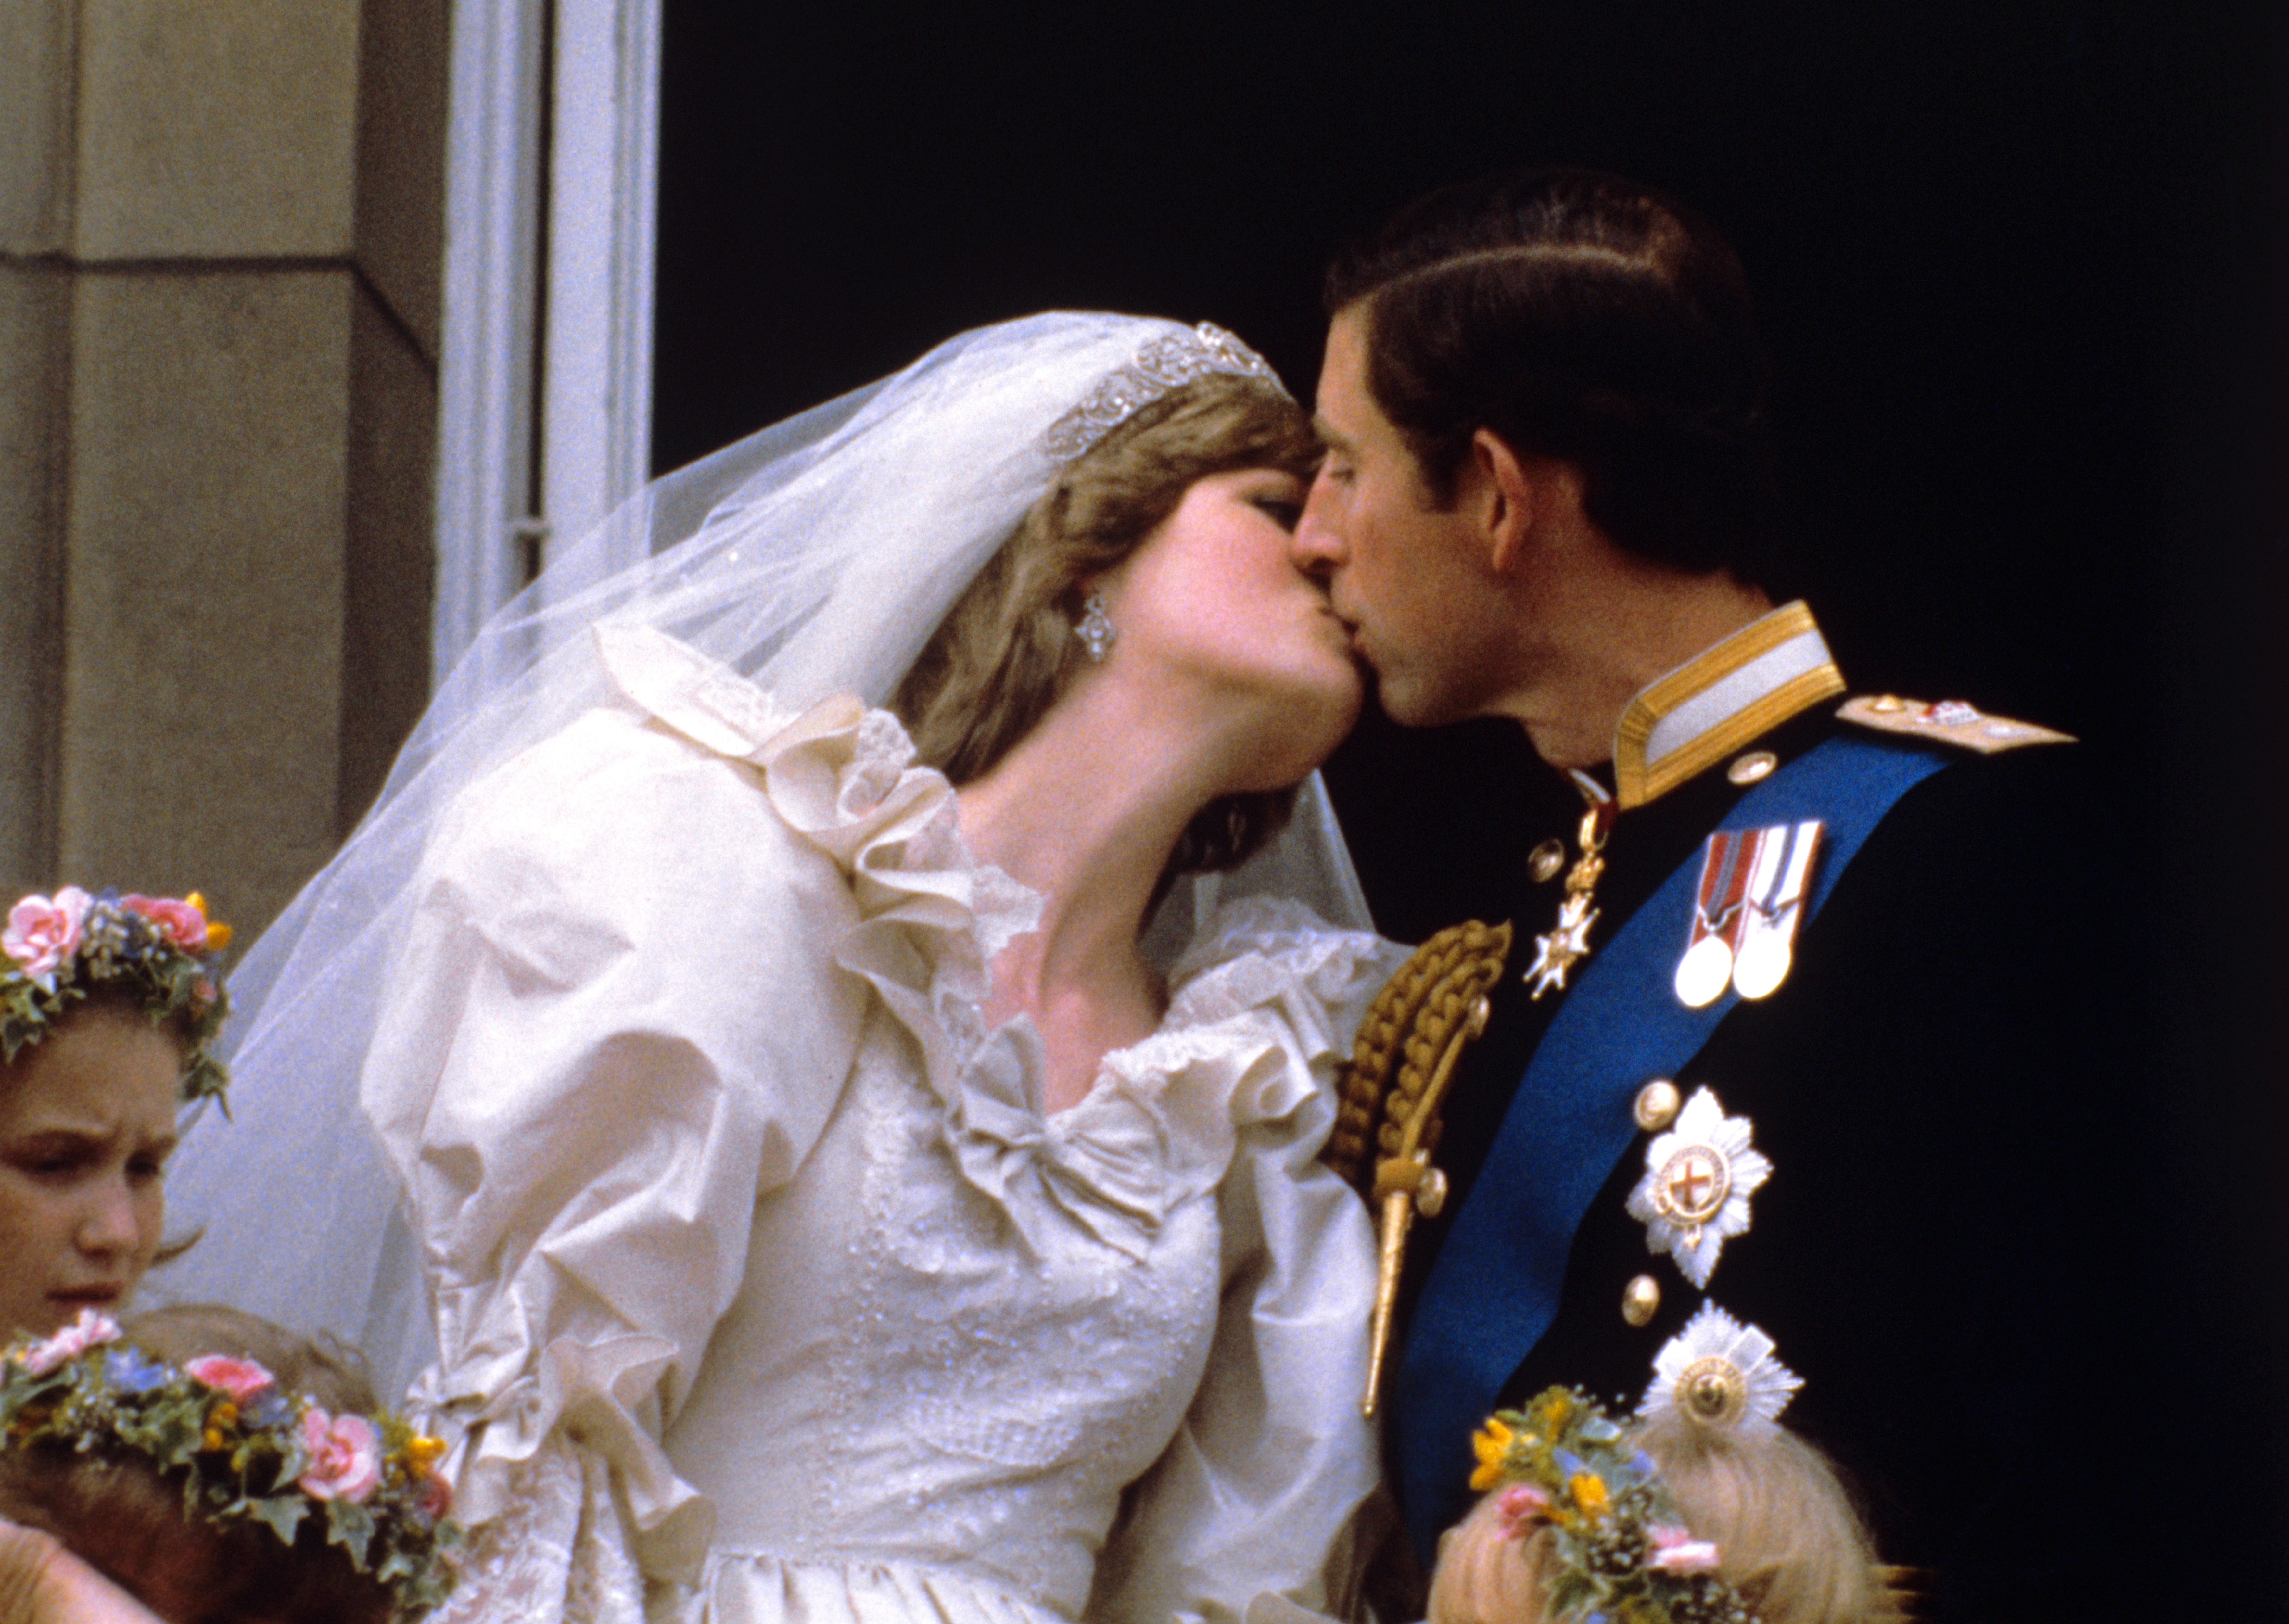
372, 628, 1405, 1624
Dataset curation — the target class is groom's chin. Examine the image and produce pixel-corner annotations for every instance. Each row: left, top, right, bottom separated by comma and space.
1370, 668, 1474, 731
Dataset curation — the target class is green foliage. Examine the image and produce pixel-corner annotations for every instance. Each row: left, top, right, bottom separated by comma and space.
246, 1493, 310, 1545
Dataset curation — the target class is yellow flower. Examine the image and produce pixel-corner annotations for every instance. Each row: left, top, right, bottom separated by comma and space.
1469, 1417, 1514, 1491
404, 1434, 447, 1471
202, 1427, 226, 1450
210, 1401, 238, 1429
1569, 1472, 1609, 1519
184, 894, 232, 950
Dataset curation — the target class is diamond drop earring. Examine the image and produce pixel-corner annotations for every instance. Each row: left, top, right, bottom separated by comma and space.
1074, 591, 1115, 662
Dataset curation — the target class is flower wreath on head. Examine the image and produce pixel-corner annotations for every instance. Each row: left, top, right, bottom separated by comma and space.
1470, 1387, 1758, 1624
2, 1311, 459, 1616
1, 887, 233, 1104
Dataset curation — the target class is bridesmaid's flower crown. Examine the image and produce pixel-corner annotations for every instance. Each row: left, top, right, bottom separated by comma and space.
0, 886, 232, 1103
2, 1311, 460, 1615
1470, 1388, 1757, 1624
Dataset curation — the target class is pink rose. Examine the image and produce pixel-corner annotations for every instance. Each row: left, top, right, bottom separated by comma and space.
1495, 1482, 1553, 1537
4, 887, 91, 980
122, 894, 209, 952
1646, 1525, 1723, 1573
185, 1354, 276, 1402
298, 1408, 383, 1503
19, 1307, 121, 1376
414, 1470, 453, 1520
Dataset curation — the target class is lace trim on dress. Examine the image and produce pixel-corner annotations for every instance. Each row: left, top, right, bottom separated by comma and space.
430, 1449, 646, 1624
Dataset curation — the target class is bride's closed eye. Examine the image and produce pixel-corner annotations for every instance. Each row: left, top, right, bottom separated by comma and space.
1249, 494, 1304, 530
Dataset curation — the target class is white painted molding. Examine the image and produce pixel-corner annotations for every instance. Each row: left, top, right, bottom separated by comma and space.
430, 2, 544, 694
430, 0, 662, 688
540, 0, 660, 581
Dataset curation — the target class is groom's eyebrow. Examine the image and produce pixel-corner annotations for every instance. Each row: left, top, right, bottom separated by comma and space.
1311, 416, 1354, 452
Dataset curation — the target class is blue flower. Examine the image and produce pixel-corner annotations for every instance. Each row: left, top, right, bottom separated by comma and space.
241, 1389, 295, 1430
102, 1346, 174, 1395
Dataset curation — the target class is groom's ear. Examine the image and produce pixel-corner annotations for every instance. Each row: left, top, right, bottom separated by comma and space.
1469, 427, 1539, 575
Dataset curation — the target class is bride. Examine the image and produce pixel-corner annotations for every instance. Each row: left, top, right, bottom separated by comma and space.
162, 314, 1405, 1624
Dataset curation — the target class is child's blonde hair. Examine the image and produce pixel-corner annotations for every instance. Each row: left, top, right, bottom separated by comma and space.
1429, 1414, 1881, 1624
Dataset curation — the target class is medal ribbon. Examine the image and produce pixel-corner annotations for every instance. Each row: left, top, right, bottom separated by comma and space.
1691, 828, 1755, 942
1745, 820, 1819, 928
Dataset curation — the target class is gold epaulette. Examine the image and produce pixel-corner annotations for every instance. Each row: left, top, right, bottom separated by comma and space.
1838, 694, 2073, 753
1324, 920, 1513, 1415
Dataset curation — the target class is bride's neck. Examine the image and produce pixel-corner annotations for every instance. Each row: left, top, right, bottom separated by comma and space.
955, 679, 1236, 996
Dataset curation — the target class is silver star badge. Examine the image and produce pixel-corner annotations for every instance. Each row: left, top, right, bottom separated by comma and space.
1639, 1302, 1801, 1434
1624, 1085, 1769, 1288
1524, 893, 1598, 1000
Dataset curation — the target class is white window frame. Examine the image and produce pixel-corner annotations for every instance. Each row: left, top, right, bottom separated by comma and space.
429, 0, 662, 691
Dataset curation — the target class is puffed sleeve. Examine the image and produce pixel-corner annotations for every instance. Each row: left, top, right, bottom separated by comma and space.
362, 630, 970, 1619
1089, 902, 1411, 1624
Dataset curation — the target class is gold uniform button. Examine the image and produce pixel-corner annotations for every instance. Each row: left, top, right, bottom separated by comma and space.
1527, 837, 1566, 884
1622, 1274, 1661, 1327
1726, 749, 1777, 785
1633, 1078, 1681, 1132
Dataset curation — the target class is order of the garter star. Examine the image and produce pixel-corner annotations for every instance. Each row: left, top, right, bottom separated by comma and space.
1623, 1085, 1769, 1289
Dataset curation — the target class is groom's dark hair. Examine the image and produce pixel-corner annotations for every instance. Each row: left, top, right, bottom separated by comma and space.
1327, 168, 1781, 586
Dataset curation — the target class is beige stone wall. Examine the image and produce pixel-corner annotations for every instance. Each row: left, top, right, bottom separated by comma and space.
0, 0, 445, 934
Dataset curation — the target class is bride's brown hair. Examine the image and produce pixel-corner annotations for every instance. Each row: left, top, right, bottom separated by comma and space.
892, 373, 1322, 879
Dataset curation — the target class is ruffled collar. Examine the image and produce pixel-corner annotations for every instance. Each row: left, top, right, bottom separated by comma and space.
597, 624, 1385, 1260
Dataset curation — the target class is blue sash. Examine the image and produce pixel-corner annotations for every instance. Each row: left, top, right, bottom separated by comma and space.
1394, 733, 1952, 1554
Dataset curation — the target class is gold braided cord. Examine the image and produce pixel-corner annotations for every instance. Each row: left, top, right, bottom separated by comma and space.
1325, 920, 1513, 1190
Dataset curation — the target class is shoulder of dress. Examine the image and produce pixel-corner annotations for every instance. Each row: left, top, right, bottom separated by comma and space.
1835, 694, 2074, 754
596, 622, 865, 761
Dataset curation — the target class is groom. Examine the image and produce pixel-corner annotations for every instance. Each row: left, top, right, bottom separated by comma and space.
1292, 171, 2139, 1617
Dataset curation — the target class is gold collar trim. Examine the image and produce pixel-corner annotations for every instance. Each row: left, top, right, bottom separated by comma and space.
1611, 601, 1845, 809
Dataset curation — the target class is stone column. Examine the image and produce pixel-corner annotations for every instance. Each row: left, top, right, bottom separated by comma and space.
0, 0, 444, 934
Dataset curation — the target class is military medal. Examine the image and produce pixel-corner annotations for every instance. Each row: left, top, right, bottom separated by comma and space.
1674, 830, 1754, 1008
1624, 1085, 1769, 1288
1730, 819, 1821, 1000
1524, 785, 1614, 1001
1639, 1302, 1801, 1435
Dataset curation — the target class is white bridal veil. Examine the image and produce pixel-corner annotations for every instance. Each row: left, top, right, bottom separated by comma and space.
159, 312, 1372, 1395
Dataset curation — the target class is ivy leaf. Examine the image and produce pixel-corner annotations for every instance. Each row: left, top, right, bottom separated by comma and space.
245, 1494, 307, 1544
327, 1499, 377, 1570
